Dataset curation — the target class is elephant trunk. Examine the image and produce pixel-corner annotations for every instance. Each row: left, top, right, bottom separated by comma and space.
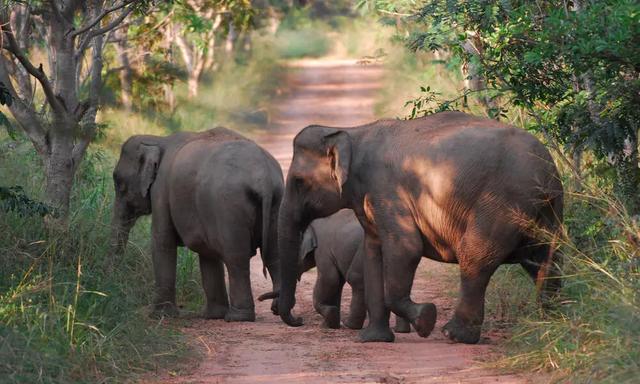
110, 200, 136, 255
277, 198, 305, 327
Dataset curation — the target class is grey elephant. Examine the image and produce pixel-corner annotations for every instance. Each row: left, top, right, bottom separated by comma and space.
264, 209, 411, 331
277, 111, 563, 344
111, 127, 283, 321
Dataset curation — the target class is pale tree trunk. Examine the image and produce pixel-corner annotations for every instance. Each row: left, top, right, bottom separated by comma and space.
187, 73, 200, 98
569, 74, 583, 191
225, 22, 236, 54
173, 12, 222, 98
162, 23, 176, 111
1, 1, 138, 221
461, 35, 496, 110
114, 25, 133, 111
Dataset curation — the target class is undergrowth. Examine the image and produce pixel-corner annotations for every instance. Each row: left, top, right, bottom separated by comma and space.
0, 138, 197, 383
485, 183, 639, 382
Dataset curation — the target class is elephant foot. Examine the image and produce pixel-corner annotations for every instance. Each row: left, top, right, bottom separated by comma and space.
321, 306, 340, 329
394, 317, 411, 333
442, 315, 481, 344
224, 307, 256, 322
150, 302, 179, 319
342, 316, 365, 330
203, 303, 228, 319
270, 299, 279, 316
412, 303, 437, 338
358, 324, 395, 343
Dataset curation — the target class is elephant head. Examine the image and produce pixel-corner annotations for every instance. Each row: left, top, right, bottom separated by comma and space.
110, 136, 162, 254
278, 126, 352, 326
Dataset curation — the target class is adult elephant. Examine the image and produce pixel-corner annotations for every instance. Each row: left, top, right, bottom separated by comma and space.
277, 111, 563, 344
111, 127, 283, 321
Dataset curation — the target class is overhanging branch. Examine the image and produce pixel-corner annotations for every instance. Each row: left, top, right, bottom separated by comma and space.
76, 2, 137, 55
68, 0, 136, 39
0, 56, 48, 154
0, 22, 65, 115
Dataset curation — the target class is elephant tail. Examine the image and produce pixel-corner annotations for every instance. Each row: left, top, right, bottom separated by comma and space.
260, 189, 273, 279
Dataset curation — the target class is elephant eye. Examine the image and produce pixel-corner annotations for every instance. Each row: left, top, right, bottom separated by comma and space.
113, 174, 127, 194
292, 176, 306, 190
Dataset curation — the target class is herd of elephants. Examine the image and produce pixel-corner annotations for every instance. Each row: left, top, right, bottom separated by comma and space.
110, 111, 563, 345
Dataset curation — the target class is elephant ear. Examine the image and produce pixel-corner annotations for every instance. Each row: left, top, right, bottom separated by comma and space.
299, 225, 318, 273
138, 144, 161, 198
324, 130, 352, 194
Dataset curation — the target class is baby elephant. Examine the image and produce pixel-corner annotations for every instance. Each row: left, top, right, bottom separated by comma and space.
298, 209, 410, 331
111, 127, 283, 321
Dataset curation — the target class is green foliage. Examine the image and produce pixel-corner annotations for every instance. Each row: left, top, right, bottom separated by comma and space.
0, 186, 52, 217
272, 8, 331, 58
274, 28, 330, 58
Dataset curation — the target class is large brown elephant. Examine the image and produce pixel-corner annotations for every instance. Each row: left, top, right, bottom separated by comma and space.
277, 111, 563, 344
111, 127, 283, 321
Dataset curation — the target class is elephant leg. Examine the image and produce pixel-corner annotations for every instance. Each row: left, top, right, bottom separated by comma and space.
313, 267, 344, 329
520, 245, 562, 308
394, 315, 411, 333
150, 217, 179, 318
443, 227, 506, 344
443, 265, 496, 344
358, 234, 394, 342
343, 286, 366, 330
199, 254, 229, 319
380, 236, 436, 339
224, 255, 256, 322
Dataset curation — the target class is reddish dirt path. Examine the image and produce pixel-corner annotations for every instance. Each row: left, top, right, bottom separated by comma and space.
145, 60, 528, 384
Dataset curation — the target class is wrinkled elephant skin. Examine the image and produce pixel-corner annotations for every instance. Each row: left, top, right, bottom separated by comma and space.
111, 127, 284, 321
277, 111, 563, 344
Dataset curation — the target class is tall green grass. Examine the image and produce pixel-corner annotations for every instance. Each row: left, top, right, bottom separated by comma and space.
484, 183, 639, 382
0, 139, 196, 383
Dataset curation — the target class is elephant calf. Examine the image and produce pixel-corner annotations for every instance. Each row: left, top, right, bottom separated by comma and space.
111, 127, 283, 321
278, 209, 410, 331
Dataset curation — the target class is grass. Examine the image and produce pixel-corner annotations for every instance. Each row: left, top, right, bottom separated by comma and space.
0, 139, 193, 383
482, 184, 640, 382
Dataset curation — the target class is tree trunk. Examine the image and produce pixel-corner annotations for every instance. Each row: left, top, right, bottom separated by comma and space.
461, 37, 495, 110
616, 136, 640, 214
44, 133, 76, 220
225, 22, 236, 54
115, 26, 133, 111
162, 23, 176, 112
1, 1, 137, 224
187, 72, 199, 98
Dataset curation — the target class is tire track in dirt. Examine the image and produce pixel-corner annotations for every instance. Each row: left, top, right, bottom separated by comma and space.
144, 59, 528, 384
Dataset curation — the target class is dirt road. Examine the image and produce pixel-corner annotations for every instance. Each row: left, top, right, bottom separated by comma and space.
147, 60, 526, 384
